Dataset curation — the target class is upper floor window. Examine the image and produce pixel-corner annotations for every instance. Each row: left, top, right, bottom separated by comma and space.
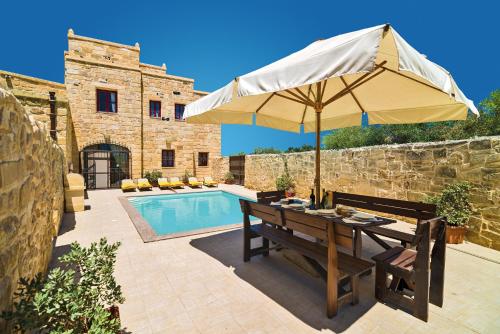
96, 89, 117, 113
175, 103, 185, 121
198, 152, 209, 167
150, 100, 161, 118
162, 150, 175, 167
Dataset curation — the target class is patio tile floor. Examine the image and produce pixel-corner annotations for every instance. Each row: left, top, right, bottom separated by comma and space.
52, 185, 500, 333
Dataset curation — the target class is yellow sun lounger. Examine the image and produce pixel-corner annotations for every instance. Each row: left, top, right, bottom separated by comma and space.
188, 177, 203, 187
121, 179, 137, 191
158, 177, 170, 189
137, 178, 152, 190
168, 177, 185, 188
203, 176, 218, 187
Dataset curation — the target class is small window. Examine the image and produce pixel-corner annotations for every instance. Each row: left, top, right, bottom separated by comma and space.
175, 103, 185, 121
96, 89, 117, 113
162, 150, 175, 167
198, 152, 209, 167
150, 101, 161, 118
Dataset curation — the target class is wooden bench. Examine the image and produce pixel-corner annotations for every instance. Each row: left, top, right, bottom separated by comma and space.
240, 199, 373, 318
372, 216, 447, 322
331, 192, 437, 249
256, 190, 285, 204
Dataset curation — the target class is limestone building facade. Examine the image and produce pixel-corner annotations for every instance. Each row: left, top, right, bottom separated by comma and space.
0, 29, 220, 188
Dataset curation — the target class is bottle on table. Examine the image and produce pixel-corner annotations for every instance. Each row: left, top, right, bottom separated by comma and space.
320, 188, 327, 209
309, 189, 316, 210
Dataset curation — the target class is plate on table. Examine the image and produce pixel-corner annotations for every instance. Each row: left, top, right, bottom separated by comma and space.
288, 203, 305, 208
351, 212, 377, 222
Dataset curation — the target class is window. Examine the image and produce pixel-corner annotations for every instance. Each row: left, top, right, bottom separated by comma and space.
198, 152, 209, 167
175, 103, 185, 120
161, 150, 175, 167
150, 100, 161, 118
96, 89, 117, 113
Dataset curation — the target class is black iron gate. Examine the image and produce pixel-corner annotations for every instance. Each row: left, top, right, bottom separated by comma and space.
80, 144, 131, 189
229, 155, 245, 185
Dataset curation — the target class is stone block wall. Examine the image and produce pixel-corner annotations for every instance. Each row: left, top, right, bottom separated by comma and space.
65, 30, 221, 179
0, 88, 65, 329
212, 156, 230, 182
240, 137, 500, 250
0, 70, 77, 169
65, 32, 143, 177
141, 69, 221, 179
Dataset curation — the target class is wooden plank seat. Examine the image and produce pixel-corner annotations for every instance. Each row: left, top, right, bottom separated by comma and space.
371, 217, 447, 322
332, 192, 437, 249
240, 199, 374, 318
256, 190, 285, 204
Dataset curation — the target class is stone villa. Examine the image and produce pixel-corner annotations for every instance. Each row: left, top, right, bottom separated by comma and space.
0, 29, 221, 189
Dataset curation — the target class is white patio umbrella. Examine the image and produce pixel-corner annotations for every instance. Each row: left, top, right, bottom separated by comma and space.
185, 24, 478, 207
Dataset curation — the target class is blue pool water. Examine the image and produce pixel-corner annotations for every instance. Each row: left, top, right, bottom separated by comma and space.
128, 191, 256, 235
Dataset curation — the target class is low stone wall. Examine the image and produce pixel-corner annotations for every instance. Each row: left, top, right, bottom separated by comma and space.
212, 156, 230, 182
0, 88, 65, 329
242, 137, 500, 250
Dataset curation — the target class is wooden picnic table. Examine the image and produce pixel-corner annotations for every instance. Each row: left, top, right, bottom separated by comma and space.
271, 202, 396, 259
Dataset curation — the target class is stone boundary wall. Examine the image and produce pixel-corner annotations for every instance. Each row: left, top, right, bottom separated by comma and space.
0, 88, 65, 329
212, 156, 230, 182
0, 70, 75, 166
240, 137, 500, 250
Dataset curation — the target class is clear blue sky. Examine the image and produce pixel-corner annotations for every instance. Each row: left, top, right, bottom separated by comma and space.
1, 0, 498, 155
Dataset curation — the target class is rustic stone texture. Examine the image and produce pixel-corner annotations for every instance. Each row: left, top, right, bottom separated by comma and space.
65, 32, 221, 179
240, 137, 500, 250
0, 70, 77, 169
0, 89, 64, 331
212, 156, 230, 182
2, 31, 221, 180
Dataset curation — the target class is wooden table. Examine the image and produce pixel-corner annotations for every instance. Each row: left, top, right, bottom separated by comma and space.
272, 204, 396, 259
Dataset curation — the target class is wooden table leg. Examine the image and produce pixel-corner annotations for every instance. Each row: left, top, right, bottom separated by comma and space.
354, 227, 372, 277
353, 227, 362, 258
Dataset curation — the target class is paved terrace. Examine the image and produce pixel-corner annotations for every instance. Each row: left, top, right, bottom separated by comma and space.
52, 185, 500, 333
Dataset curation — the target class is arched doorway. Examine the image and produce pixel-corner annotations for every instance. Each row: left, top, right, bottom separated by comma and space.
80, 143, 131, 189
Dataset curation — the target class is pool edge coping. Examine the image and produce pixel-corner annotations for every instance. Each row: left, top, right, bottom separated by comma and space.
118, 189, 252, 242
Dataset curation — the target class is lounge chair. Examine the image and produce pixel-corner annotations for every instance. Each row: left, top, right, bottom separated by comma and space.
188, 177, 203, 188
203, 176, 218, 187
137, 178, 152, 190
121, 179, 137, 192
158, 177, 170, 189
168, 177, 185, 188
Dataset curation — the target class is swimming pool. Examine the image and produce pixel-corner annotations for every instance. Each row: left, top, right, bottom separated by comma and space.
125, 191, 256, 240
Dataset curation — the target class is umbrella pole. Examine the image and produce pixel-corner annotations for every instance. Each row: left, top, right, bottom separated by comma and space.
315, 109, 321, 208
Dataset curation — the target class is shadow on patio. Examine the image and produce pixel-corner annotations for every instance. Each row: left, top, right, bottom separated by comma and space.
190, 228, 405, 332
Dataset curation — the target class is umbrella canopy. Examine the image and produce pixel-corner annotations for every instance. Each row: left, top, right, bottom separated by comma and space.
185, 24, 478, 206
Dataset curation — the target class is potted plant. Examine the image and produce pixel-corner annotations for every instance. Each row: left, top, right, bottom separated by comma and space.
144, 170, 162, 187
224, 171, 235, 184
426, 182, 472, 244
2, 238, 125, 333
276, 173, 295, 197
183, 170, 194, 184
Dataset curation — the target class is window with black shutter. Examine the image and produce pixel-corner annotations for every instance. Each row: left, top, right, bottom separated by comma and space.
162, 150, 175, 167
198, 152, 209, 166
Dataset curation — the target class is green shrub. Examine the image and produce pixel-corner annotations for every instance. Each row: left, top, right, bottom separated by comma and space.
224, 171, 235, 183
426, 182, 472, 226
2, 238, 124, 333
183, 170, 193, 183
323, 90, 500, 150
144, 170, 162, 184
253, 147, 282, 154
276, 173, 294, 191
285, 144, 315, 153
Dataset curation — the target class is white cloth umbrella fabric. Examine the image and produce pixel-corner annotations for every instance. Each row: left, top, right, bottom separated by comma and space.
185, 24, 478, 205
